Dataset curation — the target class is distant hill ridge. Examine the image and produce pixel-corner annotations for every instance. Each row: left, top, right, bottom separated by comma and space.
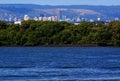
0, 4, 120, 20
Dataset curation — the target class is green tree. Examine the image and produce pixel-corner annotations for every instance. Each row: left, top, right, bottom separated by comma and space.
0, 21, 7, 29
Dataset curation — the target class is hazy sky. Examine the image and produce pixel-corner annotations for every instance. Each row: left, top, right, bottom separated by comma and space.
0, 0, 119, 5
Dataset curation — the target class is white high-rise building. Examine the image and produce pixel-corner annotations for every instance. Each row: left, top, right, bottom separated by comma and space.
39, 17, 43, 21
43, 17, 48, 21
51, 16, 56, 21
48, 17, 52, 21
24, 15, 29, 21
76, 17, 81, 22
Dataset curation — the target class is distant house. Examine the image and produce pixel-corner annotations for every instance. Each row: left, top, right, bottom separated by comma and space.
14, 21, 21, 25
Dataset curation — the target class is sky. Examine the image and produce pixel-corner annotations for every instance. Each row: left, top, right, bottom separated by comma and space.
0, 0, 120, 5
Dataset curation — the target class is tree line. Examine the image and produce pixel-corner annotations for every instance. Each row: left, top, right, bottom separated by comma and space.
0, 20, 120, 46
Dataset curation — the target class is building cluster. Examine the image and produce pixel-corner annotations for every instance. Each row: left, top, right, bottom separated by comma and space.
0, 10, 119, 25
14, 14, 119, 25
14, 14, 101, 24
24, 15, 58, 21
14, 14, 69, 24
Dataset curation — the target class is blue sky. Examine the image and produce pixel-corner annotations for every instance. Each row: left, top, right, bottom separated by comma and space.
0, 0, 119, 5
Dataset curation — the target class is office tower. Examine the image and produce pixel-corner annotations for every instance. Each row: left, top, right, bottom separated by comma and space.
56, 10, 60, 21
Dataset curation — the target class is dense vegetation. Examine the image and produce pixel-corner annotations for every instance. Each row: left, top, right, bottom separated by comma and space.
0, 20, 120, 46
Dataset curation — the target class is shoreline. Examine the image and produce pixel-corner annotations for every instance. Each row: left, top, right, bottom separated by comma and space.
0, 44, 119, 47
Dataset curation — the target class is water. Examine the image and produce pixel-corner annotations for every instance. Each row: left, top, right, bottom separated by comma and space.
0, 47, 120, 81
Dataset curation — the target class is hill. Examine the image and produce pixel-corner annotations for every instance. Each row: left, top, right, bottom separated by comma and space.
0, 4, 120, 21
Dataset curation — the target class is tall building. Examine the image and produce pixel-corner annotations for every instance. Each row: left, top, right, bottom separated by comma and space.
76, 17, 81, 22
51, 16, 58, 21
24, 15, 29, 21
43, 17, 48, 21
56, 10, 60, 21
59, 10, 63, 21
39, 17, 42, 21
48, 17, 52, 21
56, 9, 64, 21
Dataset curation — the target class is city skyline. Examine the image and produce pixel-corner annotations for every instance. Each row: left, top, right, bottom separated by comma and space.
0, 0, 120, 5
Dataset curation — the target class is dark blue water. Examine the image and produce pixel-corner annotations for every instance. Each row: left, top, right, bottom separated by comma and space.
0, 47, 120, 81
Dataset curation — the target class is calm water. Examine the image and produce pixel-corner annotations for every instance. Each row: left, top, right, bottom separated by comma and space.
0, 47, 120, 81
